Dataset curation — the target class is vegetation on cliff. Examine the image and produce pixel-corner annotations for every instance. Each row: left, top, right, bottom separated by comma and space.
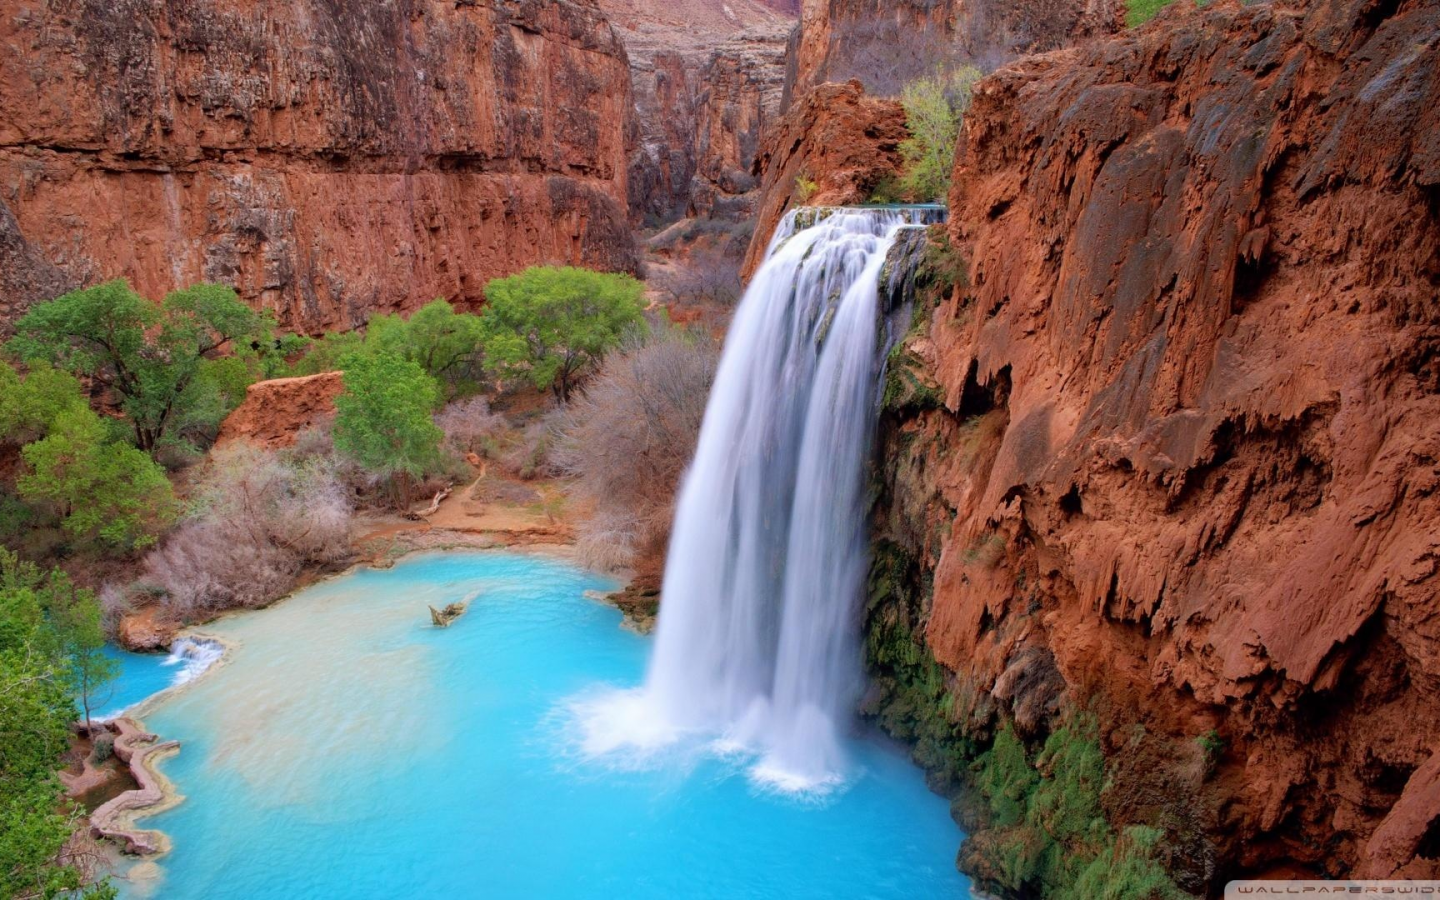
864, 542, 1185, 899
895, 68, 981, 202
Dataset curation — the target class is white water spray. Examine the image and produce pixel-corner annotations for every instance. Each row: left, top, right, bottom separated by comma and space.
580, 206, 942, 791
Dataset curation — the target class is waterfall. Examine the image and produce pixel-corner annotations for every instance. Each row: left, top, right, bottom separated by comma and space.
612, 205, 944, 791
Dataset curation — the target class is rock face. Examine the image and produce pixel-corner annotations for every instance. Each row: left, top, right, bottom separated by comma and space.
877, 0, 1440, 885
0, 0, 638, 333
214, 372, 344, 449
596, 0, 793, 224
0, 197, 70, 335
784, 0, 1123, 107
739, 80, 906, 277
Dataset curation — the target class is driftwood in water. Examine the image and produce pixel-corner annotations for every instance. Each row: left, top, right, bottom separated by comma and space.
428, 601, 468, 628
405, 485, 453, 521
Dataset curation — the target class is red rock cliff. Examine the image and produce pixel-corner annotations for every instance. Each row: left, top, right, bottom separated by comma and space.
0, 0, 638, 333
880, 0, 1439, 885
784, 0, 1123, 106
596, 0, 793, 224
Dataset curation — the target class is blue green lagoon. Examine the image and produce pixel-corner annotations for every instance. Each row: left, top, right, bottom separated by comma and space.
112, 551, 970, 899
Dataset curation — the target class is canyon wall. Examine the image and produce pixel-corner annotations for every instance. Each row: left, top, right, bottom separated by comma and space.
870, 0, 1440, 889
0, 0, 638, 333
783, 0, 1123, 108
596, 0, 793, 225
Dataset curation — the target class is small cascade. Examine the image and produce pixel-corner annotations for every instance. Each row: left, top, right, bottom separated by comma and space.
163, 637, 224, 686
585, 205, 944, 791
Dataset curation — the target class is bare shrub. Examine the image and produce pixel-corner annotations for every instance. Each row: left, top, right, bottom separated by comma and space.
141, 446, 353, 620
435, 396, 508, 457
97, 583, 132, 634
499, 410, 565, 480
664, 244, 744, 307
553, 327, 719, 569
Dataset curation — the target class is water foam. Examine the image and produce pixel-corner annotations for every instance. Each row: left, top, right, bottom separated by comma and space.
580, 206, 944, 794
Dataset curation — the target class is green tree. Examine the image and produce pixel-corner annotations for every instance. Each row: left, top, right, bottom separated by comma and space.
17, 406, 177, 552
365, 300, 487, 396
479, 267, 646, 402
898, 67, 981, 201
0, 550, 117, 899
0, 362, 88, 445
45, 580, 117, 734
7, 280, 273, 452
333, 353, 444, 504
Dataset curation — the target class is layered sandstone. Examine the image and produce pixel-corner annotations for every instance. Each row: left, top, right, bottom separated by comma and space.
214, 372, 344, 449
596, 0, 793, 223
739, 80, 906, 277
0, 0, 638, 333
877, 0, 1440, 886
783, 0, 1123, 108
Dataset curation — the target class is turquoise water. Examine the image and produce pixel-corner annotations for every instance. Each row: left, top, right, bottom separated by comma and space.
99, 640, 223, 720
98, 646, 176, 719
115, 552, 970, 899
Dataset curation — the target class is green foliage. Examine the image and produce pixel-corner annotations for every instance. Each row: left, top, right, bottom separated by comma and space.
794, 171, 819, 203
968, 711, 1188, 898
1125, 0, 1179, 26
863, 542, 978, 786
17, 406, 177, 552
867, 173, 905, 205
1069, 826, 1185, 900
333, 353, 444, 493
43, 577, 118, 732
0, 363, 88, 446
7, 279, 273, 452
0, 549, 117, 899
918, 225, 967, 297
479, 267, 646, 402
361, 300, 486, 396
285, 331, 362, 377
975, 724, 1040, 827
1195, 729, 1224, 775
898, 67, 981, 201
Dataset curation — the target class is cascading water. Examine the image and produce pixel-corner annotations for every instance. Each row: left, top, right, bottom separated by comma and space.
580, 205, 944, 791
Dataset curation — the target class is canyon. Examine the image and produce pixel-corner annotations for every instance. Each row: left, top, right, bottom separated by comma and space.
3, 0, 1437, 892
596, 0, 794, 224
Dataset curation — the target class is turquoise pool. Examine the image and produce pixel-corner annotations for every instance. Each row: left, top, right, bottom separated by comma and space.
113, 551, 970, 899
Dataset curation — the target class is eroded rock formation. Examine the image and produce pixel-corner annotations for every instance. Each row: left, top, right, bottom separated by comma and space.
596, 0, 793, 223
739, 80, 906, 277
0, 0, 638, 333
873, 0, 1440, 886
214, 372, 344, 449
783, 0, 1123, 107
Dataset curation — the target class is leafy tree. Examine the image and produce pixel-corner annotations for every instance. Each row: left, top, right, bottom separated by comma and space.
898, 67, 981, 201
7, 280, 273, 452
45, 580, 117, 734
0, 550, 117, 899
18, 406, 177, 552
365, 300, 487, 396
479, 267, 646, 402
284, 330, 363, 378
0, 362, 88, 445
333, 353, 444, 504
